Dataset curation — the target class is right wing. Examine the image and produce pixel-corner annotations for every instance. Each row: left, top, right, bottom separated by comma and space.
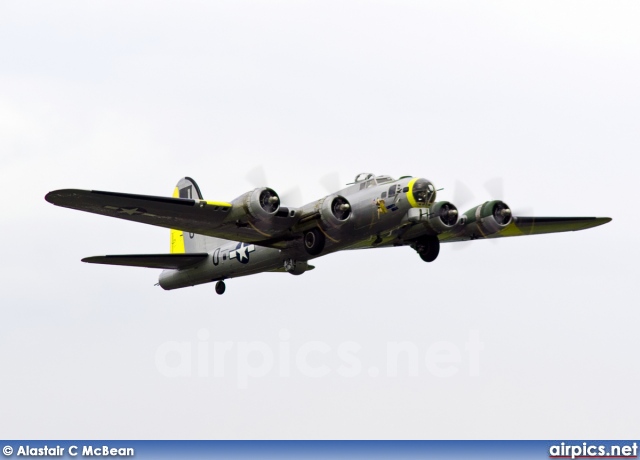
45, 189, 297, 247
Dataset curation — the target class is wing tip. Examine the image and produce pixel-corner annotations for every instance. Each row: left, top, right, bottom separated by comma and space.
45, 189, 88, 205
594, 217, 612, 227
44, 190, 59, 204
82, 256, 103, 264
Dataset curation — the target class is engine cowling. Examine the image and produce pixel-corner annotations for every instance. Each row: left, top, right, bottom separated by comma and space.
245, 187, 281, 220
319, 194, 352, 228
463, 200, 512, 235
424, 201, 460, 233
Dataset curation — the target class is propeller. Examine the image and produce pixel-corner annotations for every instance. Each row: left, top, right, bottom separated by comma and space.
450, 176, 534, 217
246, 165, 344, 207
484, 177, 534, 215
448, 177, 534, 250
483, 177, 505, 200
492, 201, 512, 225
453, 179, 475, 209
331, 196, 351, 221
245, 164, 304, 206
245, 165, 269, 188
319, 172, 343, 195
438, 202, 459, 226
258, 189, 280, 213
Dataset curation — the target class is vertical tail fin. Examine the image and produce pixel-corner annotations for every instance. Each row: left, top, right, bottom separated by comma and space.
170, 177, 225, 254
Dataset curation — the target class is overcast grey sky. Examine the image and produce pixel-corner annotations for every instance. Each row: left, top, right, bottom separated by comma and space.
1, 0, 639, 439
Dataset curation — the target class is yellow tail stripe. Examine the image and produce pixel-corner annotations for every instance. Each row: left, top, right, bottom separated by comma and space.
170, 187, 185, 254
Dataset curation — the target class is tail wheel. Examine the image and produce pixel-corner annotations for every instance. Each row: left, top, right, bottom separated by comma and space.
303, 228, 325, 256
416, 235, 440, 263
215, 280, 226, 295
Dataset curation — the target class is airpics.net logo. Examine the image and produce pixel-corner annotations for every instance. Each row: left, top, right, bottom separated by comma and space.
549, 442, 638, 459
155, 329, 484, 389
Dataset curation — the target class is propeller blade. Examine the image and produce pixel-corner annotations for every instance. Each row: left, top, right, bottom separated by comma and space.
482, 178, 533, 216
279, 186, 304, 207
484, 177, 505, 199
511, 206, 535, 217
245, 165, 268, 188
451, 240, 473, 251
453, 180, 475, 209
319, 171, 343, 194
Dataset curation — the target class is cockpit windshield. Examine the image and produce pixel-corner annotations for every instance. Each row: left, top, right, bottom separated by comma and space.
353, 173, 395, 185
354, 173, 375, 183
353, 173, 395, 190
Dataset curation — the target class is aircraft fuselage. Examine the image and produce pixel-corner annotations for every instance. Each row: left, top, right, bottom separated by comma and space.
159, 175, 431, 290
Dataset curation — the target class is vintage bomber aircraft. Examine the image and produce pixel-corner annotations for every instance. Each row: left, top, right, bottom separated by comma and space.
45, 173, 611, 295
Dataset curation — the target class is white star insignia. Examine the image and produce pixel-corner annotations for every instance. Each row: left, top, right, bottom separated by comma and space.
230, 243, 256, 262
118, 207, 143, 216
104, 206, 156, 217
236, 244, 249, 261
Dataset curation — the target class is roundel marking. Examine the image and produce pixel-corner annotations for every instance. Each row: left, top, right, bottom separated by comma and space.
229, 242, 256, 264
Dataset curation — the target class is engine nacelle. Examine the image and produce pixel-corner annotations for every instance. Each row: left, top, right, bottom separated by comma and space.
426, 201, 460, 233
463, 200, 513, 235
404, 201, 459, 237
245, 187, 281, 220
319, 194, 352, 228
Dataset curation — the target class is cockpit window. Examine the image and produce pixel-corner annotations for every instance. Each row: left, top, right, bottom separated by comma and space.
388, 185, 396, 197
375, 176, 393, 184
354, 173, 375, 183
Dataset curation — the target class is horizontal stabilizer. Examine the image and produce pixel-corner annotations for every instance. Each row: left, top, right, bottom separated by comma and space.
82, 253, 209, 269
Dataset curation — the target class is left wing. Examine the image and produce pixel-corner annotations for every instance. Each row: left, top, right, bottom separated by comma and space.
45, 189, 297, 247
440, 216, 611, 243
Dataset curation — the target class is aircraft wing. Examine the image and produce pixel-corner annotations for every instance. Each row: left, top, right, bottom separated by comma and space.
45, 189, 292, 246
440, 216, 611, 243
82, 253, 209, 269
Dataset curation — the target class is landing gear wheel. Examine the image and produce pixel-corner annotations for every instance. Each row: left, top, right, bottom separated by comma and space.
215, 280, 226, 295
303, 228, 325, 256
416, 235, 440, 263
